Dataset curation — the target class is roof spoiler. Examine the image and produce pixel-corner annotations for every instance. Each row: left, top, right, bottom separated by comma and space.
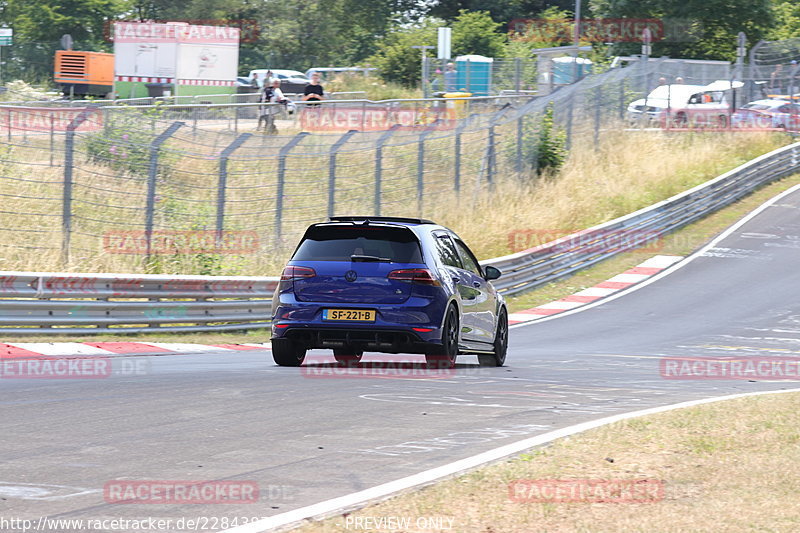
327, 216, 435, 225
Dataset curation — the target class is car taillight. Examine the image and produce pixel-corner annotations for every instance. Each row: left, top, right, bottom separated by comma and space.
387, 268, 440, 286
280, 266, 316, 281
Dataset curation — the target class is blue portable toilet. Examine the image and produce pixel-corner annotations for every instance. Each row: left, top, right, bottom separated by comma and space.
552, 56, 593, 85
455, 55, 493, 96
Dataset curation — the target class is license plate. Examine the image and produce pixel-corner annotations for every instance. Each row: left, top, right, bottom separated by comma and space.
322, 309, 376, 322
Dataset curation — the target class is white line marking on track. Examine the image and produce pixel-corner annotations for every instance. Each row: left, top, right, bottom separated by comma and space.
639, 255, 683, 269
510, 183, 800, 329
145, 343, 236, 353
606, 273, 650, 283
7, 343, 114, 356
218, 387, 800, 533
535, 300, 584, 310
574, 287, 617, 297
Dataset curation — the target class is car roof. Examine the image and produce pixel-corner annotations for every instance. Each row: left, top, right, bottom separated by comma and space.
248, 69, 308, 78
746, 99, 790, 107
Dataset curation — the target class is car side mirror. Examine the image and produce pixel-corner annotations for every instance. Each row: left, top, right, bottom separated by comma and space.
484, 266, 502, 281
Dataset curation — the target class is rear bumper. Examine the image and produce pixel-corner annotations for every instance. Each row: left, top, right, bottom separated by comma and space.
273, 327, 442, 354
271, 295, 446, 353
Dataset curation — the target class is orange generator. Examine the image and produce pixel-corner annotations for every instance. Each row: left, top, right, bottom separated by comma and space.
54, 50, 114, 97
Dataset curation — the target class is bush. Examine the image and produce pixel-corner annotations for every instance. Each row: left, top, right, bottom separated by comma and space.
522, 103, 567, 175
84, 110, 174, 177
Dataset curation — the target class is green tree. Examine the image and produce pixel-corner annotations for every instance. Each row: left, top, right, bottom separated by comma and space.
428, 0, 575, 27
5, 0, 122, 44
451, 10, 507, 57
768, 0, 800, 40
589, 0, 773, 61
367, 20, 441, 87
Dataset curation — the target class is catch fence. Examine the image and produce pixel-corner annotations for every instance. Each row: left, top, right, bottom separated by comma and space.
0, 57, 788, 276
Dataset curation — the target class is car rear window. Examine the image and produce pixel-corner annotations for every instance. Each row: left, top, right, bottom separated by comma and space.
292, 225, 423, 263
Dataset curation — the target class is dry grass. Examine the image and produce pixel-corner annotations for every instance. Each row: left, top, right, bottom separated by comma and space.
444, 130, 787, 260
0, 125, 789, 276
14, 170, 800, 342
505, 171, 800, 312
294, 391, 800, 533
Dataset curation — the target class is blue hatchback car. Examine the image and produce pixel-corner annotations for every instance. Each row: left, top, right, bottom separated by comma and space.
271, 217, 508, 367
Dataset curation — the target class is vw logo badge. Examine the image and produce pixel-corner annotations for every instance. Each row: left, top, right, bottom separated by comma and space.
344, 270, 358, 282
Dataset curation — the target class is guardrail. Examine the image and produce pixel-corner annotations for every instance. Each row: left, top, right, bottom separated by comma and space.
0, 272, 277, 335
483, 141, 800, 294
0, 141, 797, 334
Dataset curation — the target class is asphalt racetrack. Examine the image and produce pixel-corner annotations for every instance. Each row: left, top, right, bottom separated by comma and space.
3, 186, 800, 531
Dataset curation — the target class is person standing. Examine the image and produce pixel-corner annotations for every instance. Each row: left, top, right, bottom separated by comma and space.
258, 79, 285, 133
302, 72, 324, 105
258, 78, 287, 135
444, 63, 457, 91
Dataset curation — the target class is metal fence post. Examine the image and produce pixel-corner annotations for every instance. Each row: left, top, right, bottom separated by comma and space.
49, 115, 55, 167
515, 57, 522, 94
516, 115, 524, 174
61, 105, 99, 267
275, 132, 310, 242
216, 132, 252, 243
144, 121, 185, 262
486, 126, 496, 187
593, 85, 602, 150
374, 125, 398, 216
417, 128, 435, 216
485, 106, 511, 186
565, 91, 574, 151
328, 130, 357, 218
619, 79, 626, 120
453, 114, 473, 196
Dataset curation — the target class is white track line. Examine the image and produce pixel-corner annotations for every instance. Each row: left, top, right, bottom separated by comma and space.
510, 182, 800, 329
219, 387, 800, 533
7, 343, 114, 356
220, 183, 800, 533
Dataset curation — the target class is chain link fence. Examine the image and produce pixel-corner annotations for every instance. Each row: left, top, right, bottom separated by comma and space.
0, 56, 787, 276
749, 38, 800, 101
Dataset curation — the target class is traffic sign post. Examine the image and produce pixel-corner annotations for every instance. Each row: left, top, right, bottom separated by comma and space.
0, 28, 12, 86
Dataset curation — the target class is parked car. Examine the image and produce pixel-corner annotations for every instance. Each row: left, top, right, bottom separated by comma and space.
304, 67, 377, 80
247, 69, 310, 93
732, 99, 800, 131
628, 80, 742, 127
271, 216, 508, 368
627, 84, 707, 124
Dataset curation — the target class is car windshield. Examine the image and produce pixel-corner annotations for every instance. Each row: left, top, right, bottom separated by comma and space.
293, 225, 423, 263
743, 103, 773, 110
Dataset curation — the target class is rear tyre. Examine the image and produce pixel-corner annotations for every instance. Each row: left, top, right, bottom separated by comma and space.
271, 339, 306, 366
333, 349, 363, 365
426, 305, 459, 369
479, 307, 508, 367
